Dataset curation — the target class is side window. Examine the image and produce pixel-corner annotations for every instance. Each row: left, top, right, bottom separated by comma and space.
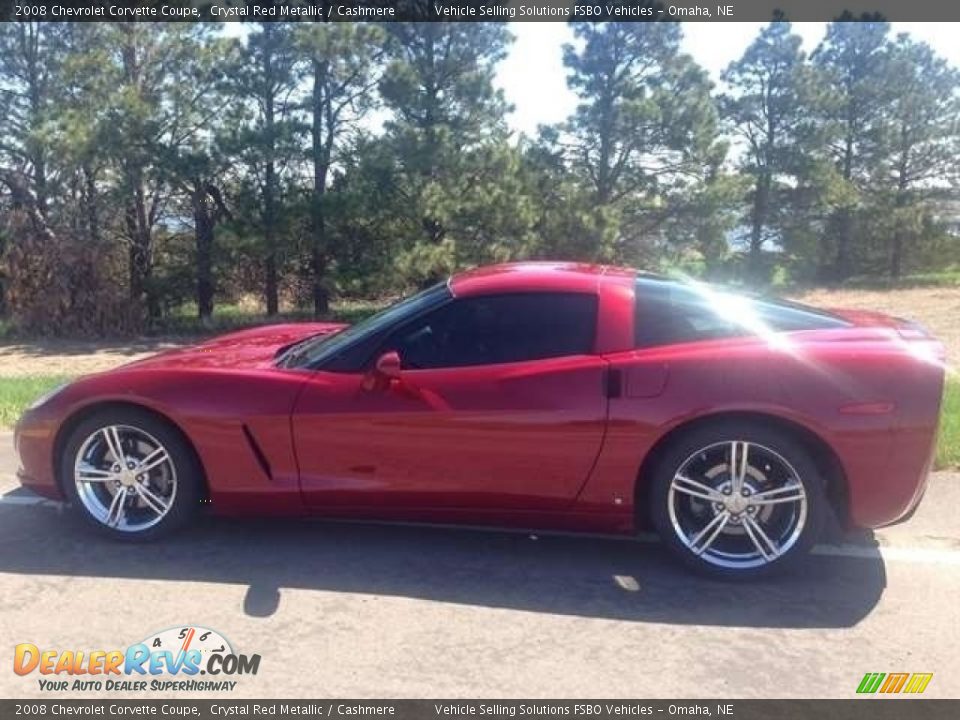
634, 278, 850, 348
383, 293, 598, 369
635, 280, 739, 348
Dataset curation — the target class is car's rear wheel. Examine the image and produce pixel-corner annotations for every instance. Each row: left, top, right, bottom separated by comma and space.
649, 421, 827, 579
61, 408, 202, 540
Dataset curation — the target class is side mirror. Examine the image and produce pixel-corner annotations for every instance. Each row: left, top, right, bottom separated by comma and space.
374, 350, 402, 380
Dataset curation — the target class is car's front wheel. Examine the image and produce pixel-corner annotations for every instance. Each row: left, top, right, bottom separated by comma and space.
61, 408, 202, 540
649, 421, 827, 579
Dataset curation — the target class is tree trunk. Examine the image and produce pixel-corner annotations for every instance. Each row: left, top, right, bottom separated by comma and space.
748, 171, 770, 280
890, 192, 906, 280
25, 24, 49, 218
264, 253, 278, 316
311, 221, 329, 317
124, 164, 155, 326
83, 164, 100, 248
67, 164, 102, 327
192, 185, 215, 325
890, 230, 903, 280
816, 230, 833, 284
835, 208, 853, 281
263, 30, 279, 317
820, 207, 853, 284
890, 146, 910, 280
833, 133, 856, 281
310, 57, 331, 317
119, 28, 158, 326
126, 222, 151, 323
31, 151, 48, 220
264, 156, 279, 316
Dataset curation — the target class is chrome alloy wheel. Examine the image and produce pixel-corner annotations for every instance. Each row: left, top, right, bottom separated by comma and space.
667, 441, 808, 569
73, 425, 177, 533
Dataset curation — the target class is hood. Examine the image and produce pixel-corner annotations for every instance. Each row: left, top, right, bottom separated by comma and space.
117, 322, 348, 372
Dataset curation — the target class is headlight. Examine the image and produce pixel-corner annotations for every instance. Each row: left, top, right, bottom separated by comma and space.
26, 383, 69, 411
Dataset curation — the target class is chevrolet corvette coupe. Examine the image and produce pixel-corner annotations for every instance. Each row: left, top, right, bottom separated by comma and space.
14, 263, 945, 577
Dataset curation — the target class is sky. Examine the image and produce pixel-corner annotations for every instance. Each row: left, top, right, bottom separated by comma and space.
499, 22, 960, 137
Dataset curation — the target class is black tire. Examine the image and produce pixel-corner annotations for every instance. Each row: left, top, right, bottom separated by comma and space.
648, 420, 827, 579
60, 407, 203, 541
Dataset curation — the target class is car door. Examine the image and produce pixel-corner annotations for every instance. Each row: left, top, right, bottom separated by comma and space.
292, 292, 609, 511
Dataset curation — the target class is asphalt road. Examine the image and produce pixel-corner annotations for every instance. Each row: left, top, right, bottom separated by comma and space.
1, 432, 958, 699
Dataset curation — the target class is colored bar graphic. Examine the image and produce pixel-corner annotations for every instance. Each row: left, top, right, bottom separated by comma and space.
857, 672, 933, 694
880, 673, 909, 693
857, 673, 885, 694
903, 673, 934, 694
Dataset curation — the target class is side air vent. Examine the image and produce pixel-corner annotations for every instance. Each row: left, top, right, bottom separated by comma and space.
241, 424, 272, 481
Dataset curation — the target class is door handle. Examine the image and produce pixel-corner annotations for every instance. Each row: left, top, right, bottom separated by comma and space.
605, 368, 623, 399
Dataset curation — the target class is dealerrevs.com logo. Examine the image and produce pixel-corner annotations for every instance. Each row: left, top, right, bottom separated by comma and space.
13, 626, 260, 693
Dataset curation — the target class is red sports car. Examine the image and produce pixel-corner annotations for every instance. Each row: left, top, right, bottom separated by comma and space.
14, 262, 945, 577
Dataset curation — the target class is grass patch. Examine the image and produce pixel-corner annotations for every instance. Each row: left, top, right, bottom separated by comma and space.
0, 375, 73, 428
0, 300, 391, 342
937, 376, 960, 470
151, 299, 387, 337
841, 268, 960, 290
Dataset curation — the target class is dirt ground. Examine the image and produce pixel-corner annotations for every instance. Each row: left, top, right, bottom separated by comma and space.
0, 286, 958, 377
0, 338, 183, 377
791, 286, 960, 361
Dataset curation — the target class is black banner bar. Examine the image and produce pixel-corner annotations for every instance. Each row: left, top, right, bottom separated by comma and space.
1, 701, 959, 720
3, 0, 960, 23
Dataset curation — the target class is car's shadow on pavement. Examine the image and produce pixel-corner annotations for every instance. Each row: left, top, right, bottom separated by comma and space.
0, 502, 886, 628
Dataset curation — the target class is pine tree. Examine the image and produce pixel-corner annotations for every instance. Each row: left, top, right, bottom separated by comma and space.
160, 29, 237, 324
379, 23, 520, 284
297, 21, 384, 315
559, 22, 723, 265
811, 19, 891, 280
721, 20, 813, 280
0, 21, 66, 220
230, 22, 302, 315
875, 36, 960, 278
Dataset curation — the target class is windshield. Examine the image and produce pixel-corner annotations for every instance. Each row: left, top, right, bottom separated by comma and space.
279, 283, 452, 369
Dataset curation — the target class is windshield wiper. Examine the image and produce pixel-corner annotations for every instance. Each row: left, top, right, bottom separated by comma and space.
275, 337, 315, 368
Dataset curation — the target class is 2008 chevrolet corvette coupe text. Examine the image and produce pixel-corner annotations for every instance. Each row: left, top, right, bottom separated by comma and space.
14, 262, 945, 577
